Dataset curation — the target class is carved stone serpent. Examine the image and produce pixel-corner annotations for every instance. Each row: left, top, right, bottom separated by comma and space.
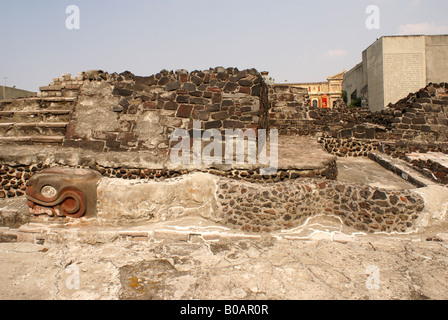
25, 167, 101, 219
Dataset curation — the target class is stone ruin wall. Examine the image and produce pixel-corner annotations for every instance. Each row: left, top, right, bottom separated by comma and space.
64, 68, 269, 155
2, 68, 446, 163
0, 169, 425, 235
216, 177, 424, 234
0, 68, 446, 235
269, 82, 448, 143
90, 172, 427, 234
269, 82, 448, 163
267, 82, 448, 186
0, 67, 273, 200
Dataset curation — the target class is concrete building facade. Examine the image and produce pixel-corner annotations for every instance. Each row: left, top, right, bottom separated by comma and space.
277, 70, 345, 108
343, 35, 448, 112
0, 86, 36, 100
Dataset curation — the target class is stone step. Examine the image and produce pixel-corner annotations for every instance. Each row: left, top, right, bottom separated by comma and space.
39, 84, 81, 91
368, 151, 437, 188
0, 110, 72, 116
0, 136, 64, 143
1, 97, 76, 103
0, 122, 68, 128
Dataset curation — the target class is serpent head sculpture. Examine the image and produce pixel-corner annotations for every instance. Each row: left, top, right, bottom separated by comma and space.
26, 167, 102, 218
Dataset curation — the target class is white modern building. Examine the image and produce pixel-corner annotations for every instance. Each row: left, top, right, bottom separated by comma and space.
343, 35, 448, 111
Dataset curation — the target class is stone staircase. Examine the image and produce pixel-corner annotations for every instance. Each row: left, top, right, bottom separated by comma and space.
0, 72, 86, 146
0, 96, 77, 145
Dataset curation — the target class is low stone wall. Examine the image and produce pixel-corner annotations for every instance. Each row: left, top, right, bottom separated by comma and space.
0, 166, 429, 234
406, 157, 448, 185
0, 158, 337, 199
0, 164, 44, 199
215, 177, 425, 234
268, 85, 310, 135
97, 165, 337, 183
319, 137, 380, 158
93, 173, 426, 234
379, 83, 448, 143
317, 137, 446, 158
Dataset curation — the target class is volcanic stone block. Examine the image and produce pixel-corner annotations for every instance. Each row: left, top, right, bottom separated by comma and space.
192, 110, 210, 121
176, 95, 190, 103
372, 190, 387, 200
190, 97, 208, 105
176, 105, 193, 118
239, 87, 251, 94
223, 120, 245, 129
112, 85, 133, 97
158, 77, 170, 86
189, 91, 203, 97
224, 82, 238, 92
412, 117, 426, 125
222, 100, 234, 107
206, 104, 220, 112
183, 83, 196, 91
143, 101, 157, 110
165, 81, 181, 91
204, 120, 222, 130
251, 85, 261, 96
135, 76, 158, 86
217, 72, 229, 81
164, 101, 179, 110
211, 111, 229, 120
238, 79, 253, 87
191, 75, 203, 86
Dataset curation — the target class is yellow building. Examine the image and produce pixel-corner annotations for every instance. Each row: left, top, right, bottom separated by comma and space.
276, 71, 346, 108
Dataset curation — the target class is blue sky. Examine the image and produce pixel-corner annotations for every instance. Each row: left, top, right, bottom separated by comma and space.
1, 0, 447, 91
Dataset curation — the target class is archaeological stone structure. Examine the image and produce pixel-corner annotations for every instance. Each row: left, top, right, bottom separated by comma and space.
0, 66, 447, 245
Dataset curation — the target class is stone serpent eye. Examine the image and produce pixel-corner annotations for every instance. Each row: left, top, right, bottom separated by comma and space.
40, 185, 57, 198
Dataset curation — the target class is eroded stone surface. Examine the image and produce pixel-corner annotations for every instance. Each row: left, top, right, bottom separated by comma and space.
337, 157, 415, 190
96, 173, 219, 224
1, 230, 448, 300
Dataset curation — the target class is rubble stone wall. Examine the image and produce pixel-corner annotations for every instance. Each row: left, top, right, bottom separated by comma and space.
0, 160, 337, 200
64, 68, 269, 154
92, 173, 427, 234
216, 177, 425, 234
268, 83, 448, 146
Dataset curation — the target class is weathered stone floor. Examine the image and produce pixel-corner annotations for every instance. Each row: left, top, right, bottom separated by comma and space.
1, 143, 447, 300
1, 216, 448, 300
337, 157, 416, 190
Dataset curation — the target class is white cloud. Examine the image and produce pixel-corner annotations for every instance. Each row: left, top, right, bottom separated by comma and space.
398, 22, 448, 35
325, 49, 348, 58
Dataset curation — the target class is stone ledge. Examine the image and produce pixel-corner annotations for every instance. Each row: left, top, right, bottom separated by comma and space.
368, 151, 437, 188
0, 227, 18, 242
5, 223, 265, 245
0, 136, 64, 143
39, 85, 65, 91
0, 110, 72, 116
0, 122, 68, 128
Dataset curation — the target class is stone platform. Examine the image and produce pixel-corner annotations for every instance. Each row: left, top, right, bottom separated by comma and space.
405, 152, 448, 185
1, 219, 448, 300
337, 157, 416, 190
1, 136, 447, 237
0, 136, 337, 200
406, 152, 448, 169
